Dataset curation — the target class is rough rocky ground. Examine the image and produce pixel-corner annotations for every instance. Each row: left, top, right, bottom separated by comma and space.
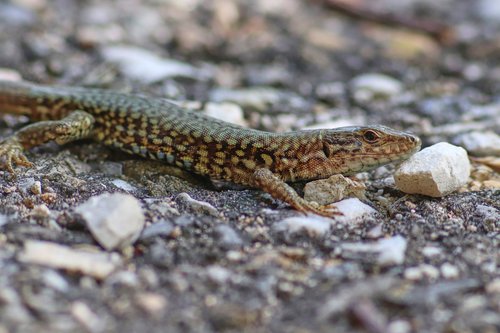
0, 0, 499, 332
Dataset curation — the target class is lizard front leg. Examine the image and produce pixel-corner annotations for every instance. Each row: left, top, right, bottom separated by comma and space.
0, 110, 95, 173
251, 168, 341, 217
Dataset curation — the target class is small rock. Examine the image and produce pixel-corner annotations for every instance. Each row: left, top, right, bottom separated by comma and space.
135, 293, 167, 317
332, 198, 378, 224
350, 73, 403, 102
71, 301, 105, 333
366, 224, 383, 239
111, 179, 137, 192
0, 3, 36, 27
304, 174, 366, 205
176, 193, 219, 216
477, 0, 500, 21
274, 215, 331, 237
486, 278, 500, 294
209, 87, 308, 111
473, 205, 500, 224
206, 265, 232, 284
341, 235, 407, 266
394, 142, 471, 197
0, 214, 8, 227
105, 271, 140, 287
245, 64, 292, 86
30, 181, 42, 195
214, 224, 243, 249
17, 177, 37, 195
101, 45, 210, 83
440, 263, 459, 279
387, 320, 412, 333
41, 270, 70, 292
421, 245, 443, 258
302, 116, 366, 130
203, 102, 247, 127
99, 162, 123, 177
404, 264, 440, 281
453, 131, 500, 157
75, 193, 145, 250
0, 68, 23, 81
140, 220, 174, 240
18, 240, 122, 279
315, 81, 346, 102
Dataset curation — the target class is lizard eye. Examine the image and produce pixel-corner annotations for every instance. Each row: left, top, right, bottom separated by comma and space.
362, 130, 379, 143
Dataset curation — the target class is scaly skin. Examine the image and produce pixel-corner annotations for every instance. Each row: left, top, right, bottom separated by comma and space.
0, 80, 421, 216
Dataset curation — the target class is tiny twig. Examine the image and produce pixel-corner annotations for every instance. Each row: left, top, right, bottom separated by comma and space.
315, 0, 455, 44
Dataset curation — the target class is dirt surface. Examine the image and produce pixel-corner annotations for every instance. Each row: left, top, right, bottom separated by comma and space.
0, 1, 499, 332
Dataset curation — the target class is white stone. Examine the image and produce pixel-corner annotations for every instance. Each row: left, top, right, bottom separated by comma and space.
404, 264, 440, 280
274, 215, 331, 237
453, 131, 500, 157
388, 320, 412, 333
341, 235, 407, 266
203, 102, 247, 127
75, 193, 145, 250
0, 68, 22, 81
440, 263, 459, 279
302, 116, 365, 130
206, 265, 232, 284
332, 198, 378, 224
101, 45, 210, 83
394, 142, 471, 197
304, 174, 366, 205
486, 278, 500, 293
135, 293, 167, 316
18, 240, 122, 279
477, 0, 500, 21
111, 179, 137, 192
176, 193, 219, 216
421, 245, 442, 258
350, 73, 403, 101
71, 301, 105, 333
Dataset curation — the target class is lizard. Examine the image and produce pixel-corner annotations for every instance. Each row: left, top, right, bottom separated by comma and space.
0, 80, 421, 216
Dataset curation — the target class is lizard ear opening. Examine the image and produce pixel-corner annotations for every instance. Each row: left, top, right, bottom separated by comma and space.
322, 143, 331, 158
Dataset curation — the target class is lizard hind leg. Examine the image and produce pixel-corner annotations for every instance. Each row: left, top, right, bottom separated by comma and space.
251, 168, 342, 217
0, 110, 95, 174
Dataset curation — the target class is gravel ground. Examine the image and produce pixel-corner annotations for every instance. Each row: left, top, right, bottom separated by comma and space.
0, 1, 499, 332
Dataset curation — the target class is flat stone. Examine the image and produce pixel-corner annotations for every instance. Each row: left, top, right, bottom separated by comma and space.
440, 263, 460, 279
304, 174, 366, 205
274, 215, 331, 237
214, 224, 244, 249
453, 131, 500, 157
75, 193, 145, 250
18, 240, 122, 279
176, 193, 219, 217
332, 198, 378, 224
0, 68, 23, 81
209, 87, 308, 111
404, 264, 440, 281
350, 73, 403, 102
71, 301, 105, 333
203, 102, 247, 127
341, 235, 407, 266
394, 142, 471, 197
140, 220, 174, 240
101, 45, 210, 83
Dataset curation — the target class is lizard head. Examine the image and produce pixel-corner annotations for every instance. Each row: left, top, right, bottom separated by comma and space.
320, 125, 421, 174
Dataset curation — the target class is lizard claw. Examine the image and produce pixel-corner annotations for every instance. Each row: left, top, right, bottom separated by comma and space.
295, 200, 343, 217
0, 137, 33, 174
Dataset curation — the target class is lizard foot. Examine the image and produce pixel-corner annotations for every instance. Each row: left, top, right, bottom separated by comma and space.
295, 200, 343, 217
0, 137, 33, 174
